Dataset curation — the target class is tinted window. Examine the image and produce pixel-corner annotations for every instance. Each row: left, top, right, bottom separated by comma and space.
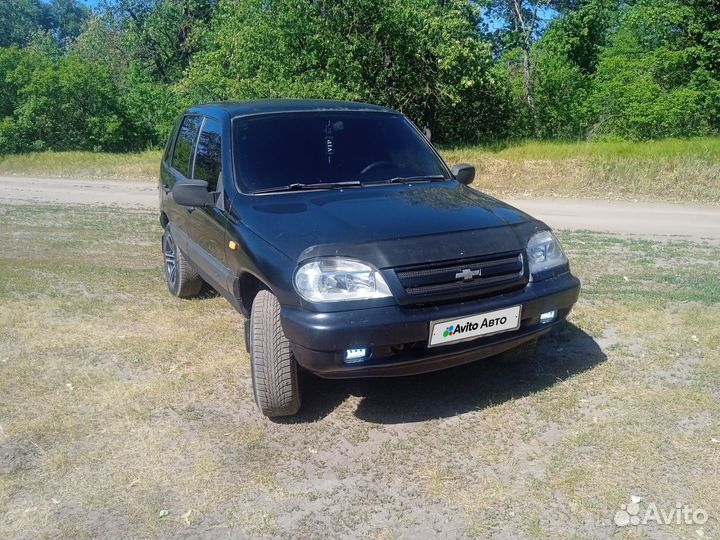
193, 118, 222, 190
233, 112, 448, 192
171, 115, 201, 177
163, 118, 180, 162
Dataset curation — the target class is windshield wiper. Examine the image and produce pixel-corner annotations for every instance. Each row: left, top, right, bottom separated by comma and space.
252, 181, 362, 194
365, 175, 447, 185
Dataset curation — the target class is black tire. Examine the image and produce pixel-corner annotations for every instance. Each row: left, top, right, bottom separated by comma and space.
162, 227, 203, 298
250, 290, 301, 417
497, 337, 539, 364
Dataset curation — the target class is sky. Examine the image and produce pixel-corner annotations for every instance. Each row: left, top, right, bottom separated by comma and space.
483, 5, 560, 32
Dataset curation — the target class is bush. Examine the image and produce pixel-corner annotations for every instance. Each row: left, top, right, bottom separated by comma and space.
588, 0, 720, 140
0, 35, 142, 153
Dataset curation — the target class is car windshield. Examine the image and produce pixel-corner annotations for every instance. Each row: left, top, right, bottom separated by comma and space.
233, 112, 449, 193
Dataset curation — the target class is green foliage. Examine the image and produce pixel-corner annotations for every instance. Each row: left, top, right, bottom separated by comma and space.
0, 0, 89, 47
539, 0, 615, 73
0, 37, 138, 152
0, 47, 25, 120
122, 62, 180, 146
103, 0, 217, 83
588, 0, 720, 139
181, 0, 357, 102
182, 0, 504, 143
48, 0, 91, 44
531, 51, 590, 138
0, 0, 719, 153
515, 0, 720, 140
0, 0, 53, 47
527, 0, 614, 138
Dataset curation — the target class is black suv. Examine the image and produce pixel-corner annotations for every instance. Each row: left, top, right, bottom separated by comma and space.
159, 100, 580, 417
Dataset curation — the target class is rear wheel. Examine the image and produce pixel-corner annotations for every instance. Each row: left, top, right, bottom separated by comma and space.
497, 337, 538, 364
250, 290, 301, 417
162, 228, 203, 298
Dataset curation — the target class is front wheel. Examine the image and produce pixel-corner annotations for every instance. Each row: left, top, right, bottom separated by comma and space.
249, 290, 301, 417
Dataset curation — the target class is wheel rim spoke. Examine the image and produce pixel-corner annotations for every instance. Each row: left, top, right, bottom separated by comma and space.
164, 237, 177, 284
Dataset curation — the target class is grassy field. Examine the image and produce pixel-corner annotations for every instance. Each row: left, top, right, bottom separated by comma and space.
0, 203, 718, 539
1, 137, 718, 203
443, 137, 720, 204
0, 150, 161, 182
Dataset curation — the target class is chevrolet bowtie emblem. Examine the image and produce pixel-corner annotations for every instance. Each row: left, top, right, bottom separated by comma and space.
455, 268, 481, 282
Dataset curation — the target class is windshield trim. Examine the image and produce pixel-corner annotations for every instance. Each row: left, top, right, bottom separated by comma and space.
230, 111, 453, 195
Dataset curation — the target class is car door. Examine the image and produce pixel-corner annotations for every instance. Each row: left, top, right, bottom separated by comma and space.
185, 116, 234, 292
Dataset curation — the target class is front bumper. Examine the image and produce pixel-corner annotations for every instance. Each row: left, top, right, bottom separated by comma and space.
281, 272, 580, 378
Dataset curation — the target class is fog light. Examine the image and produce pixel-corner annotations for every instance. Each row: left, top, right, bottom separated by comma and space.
540, 310, 557, 323
344, 348, 368, 363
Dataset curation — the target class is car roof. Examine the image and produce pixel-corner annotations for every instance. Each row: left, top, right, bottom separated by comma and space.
186, 99, 398, 119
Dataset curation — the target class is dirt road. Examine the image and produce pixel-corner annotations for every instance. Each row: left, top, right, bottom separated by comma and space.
1, 175, 718, 243
0, 175, 157, 209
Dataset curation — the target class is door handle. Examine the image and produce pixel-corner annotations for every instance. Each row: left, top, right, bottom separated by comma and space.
162, 185, 171, 194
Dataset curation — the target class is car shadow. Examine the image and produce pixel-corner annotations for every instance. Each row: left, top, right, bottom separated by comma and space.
197, 282, 221, 299
284, 321, 605, 424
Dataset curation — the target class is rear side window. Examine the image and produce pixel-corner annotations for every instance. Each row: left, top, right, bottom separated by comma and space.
171, 115, 202, 177
162, 118, 180, 162
193, 118, 222, 190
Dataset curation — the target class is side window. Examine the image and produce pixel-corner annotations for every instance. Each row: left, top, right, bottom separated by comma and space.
162, 120, 177, 162
193, 118, 222, 190
171, 115, 202, 178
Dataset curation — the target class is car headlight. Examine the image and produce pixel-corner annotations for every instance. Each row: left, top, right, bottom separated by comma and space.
294, 258, 392, 302
527, 231, 568, 274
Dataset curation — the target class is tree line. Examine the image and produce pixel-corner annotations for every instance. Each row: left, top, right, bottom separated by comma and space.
0, 0, 718, 153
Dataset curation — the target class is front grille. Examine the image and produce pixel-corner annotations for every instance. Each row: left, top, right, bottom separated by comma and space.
393, 251, 527, 304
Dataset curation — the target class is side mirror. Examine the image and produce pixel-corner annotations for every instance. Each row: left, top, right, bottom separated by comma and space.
451, 163, 475, 185
172, 180, 216, 207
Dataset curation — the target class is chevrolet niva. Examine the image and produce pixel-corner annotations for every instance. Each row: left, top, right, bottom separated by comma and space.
159, 100, 580, 417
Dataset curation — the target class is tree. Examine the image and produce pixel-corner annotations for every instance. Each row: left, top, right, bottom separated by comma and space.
0, 33, 139, 153
182, 0, 502, 142
0, 0, 53, 47
0, 47, 25, 119
48, 0, 91, 45
2, 0, 720, 153
102, 0, 217, 83
684, 0, 720, 77
529, 0, 615, 137
0, 0, 89, 48
538, 0, 615, 73
487, 0, 559, 128
588, 0, 720, 139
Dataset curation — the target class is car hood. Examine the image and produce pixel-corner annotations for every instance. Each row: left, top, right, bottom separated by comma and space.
238, 182, 540, 265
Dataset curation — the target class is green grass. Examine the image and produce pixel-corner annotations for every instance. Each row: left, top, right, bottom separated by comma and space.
444, 136, 720, 161
0, 150, 161, 181
1, 136, 719, 203
557, 231, 720, 304
1, 203, 719, 539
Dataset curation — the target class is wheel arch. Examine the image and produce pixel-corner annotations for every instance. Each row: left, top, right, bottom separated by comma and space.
238, 272, 271, 317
